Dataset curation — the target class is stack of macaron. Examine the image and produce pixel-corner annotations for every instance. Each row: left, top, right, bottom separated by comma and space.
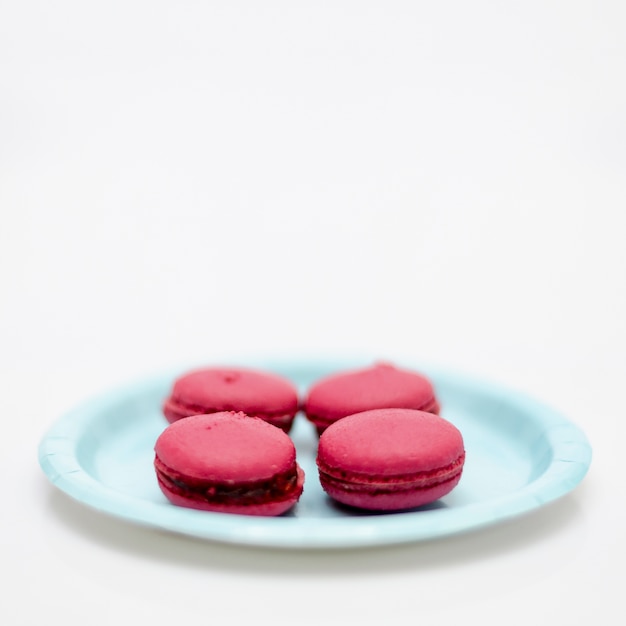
154, 362, 465, 516
302, 361, 441, 434
155, 411, 305, 516
162, 366, 299, 432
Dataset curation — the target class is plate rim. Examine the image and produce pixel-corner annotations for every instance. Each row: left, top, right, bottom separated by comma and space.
38, 360, 592, 549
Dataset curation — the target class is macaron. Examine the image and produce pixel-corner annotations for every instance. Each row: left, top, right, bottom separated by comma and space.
154, 411, 305, 516
316, 408, 465, 511
162, 366, 299, 432
303, 362, 440, 434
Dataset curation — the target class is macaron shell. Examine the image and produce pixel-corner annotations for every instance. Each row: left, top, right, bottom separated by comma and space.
164, 367, 299, 422
316, 408, 465, 511
319, 472, 462, 511
318, 409, 464, 476
155, 412, 296, 483
304, 363, 439, 431
162, 399, 297, 431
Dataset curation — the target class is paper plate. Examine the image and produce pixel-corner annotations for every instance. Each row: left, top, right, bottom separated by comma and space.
38, 361, 592, 548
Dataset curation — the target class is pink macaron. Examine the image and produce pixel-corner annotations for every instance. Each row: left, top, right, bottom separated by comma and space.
316, 408, 465, 511
304, 362, 440, 434
154, 411, 305, 516
162, 366, 299, 432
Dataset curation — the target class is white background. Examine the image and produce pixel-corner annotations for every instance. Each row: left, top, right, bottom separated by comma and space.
1, 2, 625, 624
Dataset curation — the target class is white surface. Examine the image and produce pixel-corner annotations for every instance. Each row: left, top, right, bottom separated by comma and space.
1, 1, 624, 624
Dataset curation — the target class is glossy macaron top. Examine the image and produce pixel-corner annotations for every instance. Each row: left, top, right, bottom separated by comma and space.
304, 362, 439, 431
155, 411, 297, 483
162, 366, 299, 426
317, 408, 464, 477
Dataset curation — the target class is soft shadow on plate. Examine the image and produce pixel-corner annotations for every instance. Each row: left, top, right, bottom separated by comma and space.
43, 476, 588, 576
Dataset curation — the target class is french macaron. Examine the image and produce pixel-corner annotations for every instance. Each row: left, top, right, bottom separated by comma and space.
316, 408, 465, 511
162, 366, 299, 432
154, 411, 305, 516
303, 362, 440, 434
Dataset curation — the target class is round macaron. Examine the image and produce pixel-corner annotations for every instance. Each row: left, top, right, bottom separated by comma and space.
162, 366, 299, 432
154, 411, 305, 516
303, 362, 440, 434
316, 408, 465, 511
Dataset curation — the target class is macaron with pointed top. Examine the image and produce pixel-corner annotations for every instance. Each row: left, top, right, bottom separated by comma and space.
316, 408, 465, 511
154, 411, 305, 516
303, 362, 440, 434
162, 366, 299, 432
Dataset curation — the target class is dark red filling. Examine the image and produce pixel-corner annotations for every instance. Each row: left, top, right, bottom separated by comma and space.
155, 457, 299, 505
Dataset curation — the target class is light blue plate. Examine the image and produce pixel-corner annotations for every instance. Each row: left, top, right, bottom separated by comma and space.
38, 361, 592, 548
